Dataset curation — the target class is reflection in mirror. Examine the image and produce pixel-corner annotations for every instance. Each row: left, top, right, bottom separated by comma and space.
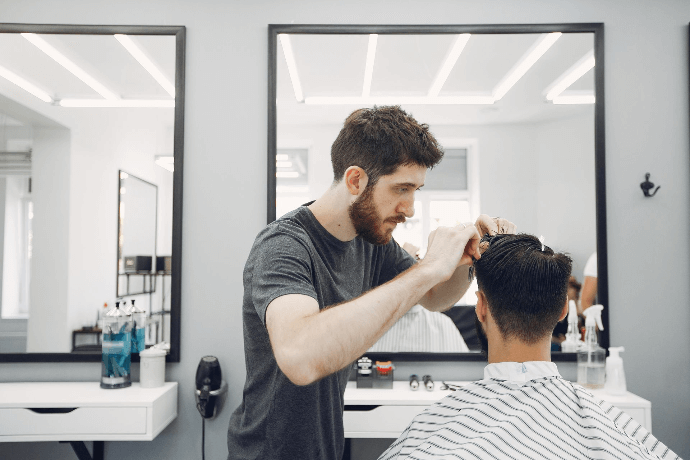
274, 28, 602, 356
0, 26, 182, 360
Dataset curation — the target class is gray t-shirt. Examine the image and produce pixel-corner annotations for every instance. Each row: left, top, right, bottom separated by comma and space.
227, 205, 415, 460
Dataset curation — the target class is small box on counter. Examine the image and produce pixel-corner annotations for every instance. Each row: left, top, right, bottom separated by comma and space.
355, 357, 394, 389
156, 255, 172, 273
123, 255, 152, 273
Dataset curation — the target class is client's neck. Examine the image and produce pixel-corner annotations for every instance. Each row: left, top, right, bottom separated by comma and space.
487, 336, 552, 364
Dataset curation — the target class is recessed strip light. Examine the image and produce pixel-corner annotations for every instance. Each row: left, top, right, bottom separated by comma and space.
493, 32, 562, 101
552, 93, 595, 104
427, 34, 471, 97
362, 34, 378, 97
0, 64, 53, 103
114, 34, 175, 98
278, 34, 304, 102
545, 50, 595, 101
276, 161, 293, 168
22, 33, 119, 100
304, 95, 494, 105
59, 99, 174, 108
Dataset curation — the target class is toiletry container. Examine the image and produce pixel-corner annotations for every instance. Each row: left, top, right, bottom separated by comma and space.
577, 304, 606, 389
128, 299, 147, 353
605, 346, 627, 395
139, 346, 167, 388
101, 302, 133, 389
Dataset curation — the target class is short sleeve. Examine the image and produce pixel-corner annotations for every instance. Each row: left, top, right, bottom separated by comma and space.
249, 230, 318, 326
584, 252, 597, 278
377, 238, 416, 286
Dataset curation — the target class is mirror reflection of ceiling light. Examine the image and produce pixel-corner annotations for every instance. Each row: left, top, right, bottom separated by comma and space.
0, 64, 53, 103
155, 155, 174, 172
545, 50, 595, 102
427, 34, 471, 97
276, 171, 299, 178
22, 33, 119, 100
362, 34, 378, 97
59, 99, 175, 108
492, 32, 561, 101
115, 34, 175, 98
276, 161, 293, 168
276, 154, 289, 161
279, 34, 304, 102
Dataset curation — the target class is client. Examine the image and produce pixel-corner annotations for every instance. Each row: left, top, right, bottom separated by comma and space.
379, 234, 679, 460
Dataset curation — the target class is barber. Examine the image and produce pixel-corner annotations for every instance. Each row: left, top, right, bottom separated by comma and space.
226, 106, 516, 460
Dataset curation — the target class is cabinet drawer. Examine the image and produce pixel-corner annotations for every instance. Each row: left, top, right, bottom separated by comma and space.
344, 405, 426, 436
0, 407, 147, 436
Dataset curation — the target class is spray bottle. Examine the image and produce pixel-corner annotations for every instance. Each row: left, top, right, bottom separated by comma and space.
577, 304, 605, 389
561, 299, 582, 353
604, 346, 627, 395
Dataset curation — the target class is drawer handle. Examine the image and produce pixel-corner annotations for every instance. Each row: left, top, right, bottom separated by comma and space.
27, 407, 78, 414
344, 405, 381, 412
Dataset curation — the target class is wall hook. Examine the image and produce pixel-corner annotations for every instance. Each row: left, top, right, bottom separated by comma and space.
640, 173, 660, 197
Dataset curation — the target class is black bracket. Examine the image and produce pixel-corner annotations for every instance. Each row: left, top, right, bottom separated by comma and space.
640, 173, 660, 197
59, 441, 104, 460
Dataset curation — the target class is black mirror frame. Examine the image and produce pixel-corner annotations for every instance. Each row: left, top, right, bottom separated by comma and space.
0, 23, 185, 363
268, 23, 607, 362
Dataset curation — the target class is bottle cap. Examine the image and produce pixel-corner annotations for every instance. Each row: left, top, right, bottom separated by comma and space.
583, 304, 604, 330
608, 346, 625, 359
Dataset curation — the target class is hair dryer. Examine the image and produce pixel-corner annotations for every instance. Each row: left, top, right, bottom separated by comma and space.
195, 356, 227, 419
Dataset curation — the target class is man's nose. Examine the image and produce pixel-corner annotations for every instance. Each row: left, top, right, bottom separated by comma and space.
398, 199, 415, 218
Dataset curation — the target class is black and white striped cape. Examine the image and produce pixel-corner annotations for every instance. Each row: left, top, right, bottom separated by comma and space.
379, 362, 680, 460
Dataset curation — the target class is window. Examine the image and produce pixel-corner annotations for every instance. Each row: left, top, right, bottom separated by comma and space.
1, 177, 32, 318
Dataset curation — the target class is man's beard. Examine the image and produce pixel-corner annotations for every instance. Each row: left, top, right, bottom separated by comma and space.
348, 185, 405, 246
474, 315, 489, 357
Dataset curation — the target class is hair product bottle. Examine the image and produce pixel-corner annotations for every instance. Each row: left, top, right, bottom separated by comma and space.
577, 304, 605, 389
604, 346, 627, 395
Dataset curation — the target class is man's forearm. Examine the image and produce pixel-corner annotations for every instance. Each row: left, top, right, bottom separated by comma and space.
418, 264, 472, 312
287, 263, 442, 385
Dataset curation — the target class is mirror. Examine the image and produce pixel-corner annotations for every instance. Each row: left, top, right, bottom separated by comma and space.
0, 24, 185, 362
269, 24, 607, 361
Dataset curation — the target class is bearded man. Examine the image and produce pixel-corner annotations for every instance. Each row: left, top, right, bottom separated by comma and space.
227, 106, 515, 460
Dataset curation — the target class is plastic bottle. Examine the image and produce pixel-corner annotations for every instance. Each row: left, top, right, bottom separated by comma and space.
604, 346, 627, 395
561, 299, 582, 353
577, 304, 605, 389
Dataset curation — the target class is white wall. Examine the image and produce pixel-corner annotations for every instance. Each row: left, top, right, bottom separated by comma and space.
1, 1, 689, 459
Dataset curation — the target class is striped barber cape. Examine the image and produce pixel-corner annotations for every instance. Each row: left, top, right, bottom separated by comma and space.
379, 361, 680, 460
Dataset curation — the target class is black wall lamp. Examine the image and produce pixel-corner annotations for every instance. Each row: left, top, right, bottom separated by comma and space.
640, 173, 660, 197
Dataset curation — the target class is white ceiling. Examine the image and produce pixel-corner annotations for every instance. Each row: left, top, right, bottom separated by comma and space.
277, 32, 595, 126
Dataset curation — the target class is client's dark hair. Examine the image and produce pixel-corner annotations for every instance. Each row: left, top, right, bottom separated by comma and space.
474, 234, 572, 344
330, 106, 444, 186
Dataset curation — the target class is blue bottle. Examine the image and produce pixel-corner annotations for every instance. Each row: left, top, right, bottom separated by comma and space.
101, 302, 133, 389
128, 299, 147, 353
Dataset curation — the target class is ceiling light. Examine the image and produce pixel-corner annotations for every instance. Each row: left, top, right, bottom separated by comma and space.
155, 155, 174, 172
0, 64, 53, 103
22, 33, 119, 100
59, 99, 174, 108
545, 50, 595, 101
276, 171, 299, 178
427, 34, 471, 97
276, 161, 293, 168
304, 95, 495, 105
279, 34, 304, 102
115, 34, 175, 98
276, 154, 289, 161
362, 34, 378, 97
493, 32, 561, 101
552, 93, 595, 104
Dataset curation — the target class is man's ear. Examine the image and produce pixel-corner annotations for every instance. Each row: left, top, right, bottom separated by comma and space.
476, 291, 488, 324
344, 166, 368, 197
559, 299, 569, 322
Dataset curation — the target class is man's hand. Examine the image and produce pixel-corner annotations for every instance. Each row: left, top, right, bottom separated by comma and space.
475, 215, 517, 253
421, 223, 481, 283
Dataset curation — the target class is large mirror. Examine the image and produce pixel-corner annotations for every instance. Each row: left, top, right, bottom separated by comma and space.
0, 24, 185, 362
269, 24, 607, 361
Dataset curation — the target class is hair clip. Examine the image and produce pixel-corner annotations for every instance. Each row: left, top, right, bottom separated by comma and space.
538, 235, 545, 251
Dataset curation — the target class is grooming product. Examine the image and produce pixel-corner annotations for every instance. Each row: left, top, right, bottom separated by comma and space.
422, 374, 434, 391
561, 300, 582, 352
96, 302, 109, 330
604, 346, 627, 395
139, 343, 167, 388
409, 374, 420, 391
373, 361, 394, 389
577, 305, 605, 389
100, 302, 133, 389
356, 357, 373, 389
156, 255, 172, 273
128, 299, 147, 353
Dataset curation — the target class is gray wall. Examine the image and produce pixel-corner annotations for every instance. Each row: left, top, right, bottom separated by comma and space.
0, 1, 688, 459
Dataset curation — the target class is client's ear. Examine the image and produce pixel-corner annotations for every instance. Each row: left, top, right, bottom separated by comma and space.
476, 291, 488, 324
558, 299, 569, 322
344, 166, 368, 197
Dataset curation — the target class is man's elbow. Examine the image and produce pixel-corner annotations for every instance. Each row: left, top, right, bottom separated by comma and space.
274, 347, 321, 386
